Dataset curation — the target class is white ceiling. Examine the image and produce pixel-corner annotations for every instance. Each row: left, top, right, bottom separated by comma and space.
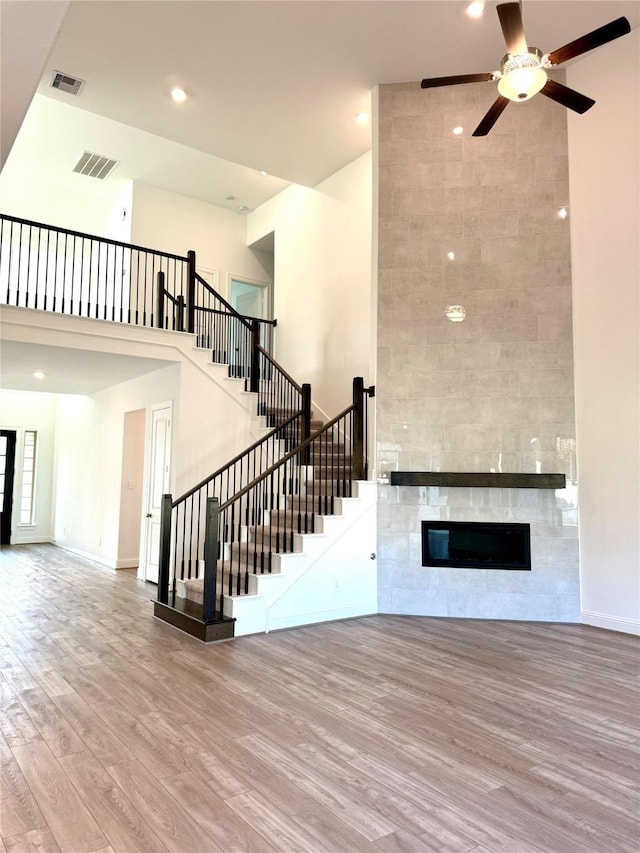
2, 0, 639, 210
0, 340, 174, 395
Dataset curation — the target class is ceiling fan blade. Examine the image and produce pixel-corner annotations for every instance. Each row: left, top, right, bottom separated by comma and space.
540, 79, 595, 114
497, 2, 527, 55
421, 73, 494, 89
472, 96, 510, 137
547, 17, 631, 66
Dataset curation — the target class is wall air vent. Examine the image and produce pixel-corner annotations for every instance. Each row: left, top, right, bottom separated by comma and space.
73, 151, 119, 180
50, 71, 85, 96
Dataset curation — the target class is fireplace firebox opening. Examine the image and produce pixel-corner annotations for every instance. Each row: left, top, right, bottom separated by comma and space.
422, 521, 531, 570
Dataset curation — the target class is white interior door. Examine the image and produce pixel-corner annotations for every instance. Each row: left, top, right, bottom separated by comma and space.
142, 403, 172, 583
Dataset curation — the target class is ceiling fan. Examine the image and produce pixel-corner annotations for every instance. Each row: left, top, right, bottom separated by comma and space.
420, 2, 631, 136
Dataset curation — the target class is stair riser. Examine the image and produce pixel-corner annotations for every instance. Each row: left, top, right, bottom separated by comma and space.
303, 482, 353, 496
268, 512, 318, 533
309, 452, 346, 460
184, 564, 281, 604
250, 525, 314, 542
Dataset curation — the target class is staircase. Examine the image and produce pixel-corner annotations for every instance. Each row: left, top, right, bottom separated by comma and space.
0, 213, 376, 641
157, 375, 375, 640
179, 402, 377, 637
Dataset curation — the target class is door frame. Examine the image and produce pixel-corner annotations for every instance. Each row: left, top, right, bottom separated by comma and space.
138, 401, 173, 582
226, 273, 273, 320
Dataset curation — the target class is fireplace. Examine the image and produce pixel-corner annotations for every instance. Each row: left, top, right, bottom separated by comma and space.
422, 521, 531, 571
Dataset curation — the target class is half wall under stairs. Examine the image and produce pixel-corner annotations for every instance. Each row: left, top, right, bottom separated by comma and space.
180, 480, 377, 636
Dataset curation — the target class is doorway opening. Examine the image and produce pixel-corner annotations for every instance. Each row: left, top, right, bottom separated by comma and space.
117, 409, 145, 569
230, 277, 272, 322
0, 430, 17, 545
229, 276, 274, 355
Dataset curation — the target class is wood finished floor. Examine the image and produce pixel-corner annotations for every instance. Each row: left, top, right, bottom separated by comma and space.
1, 544, 639, 853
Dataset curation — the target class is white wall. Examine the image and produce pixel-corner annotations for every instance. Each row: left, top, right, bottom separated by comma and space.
102, 181, 134, 242
247, 153, 373, 416
567, 30, 640, 635
0, 390, 56, 543
0, 168, 133, 240
52, 354, 259, 568
130, 182, 272, 299
54, 367, 181, 566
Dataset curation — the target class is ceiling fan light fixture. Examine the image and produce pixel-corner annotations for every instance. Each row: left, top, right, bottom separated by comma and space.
497, 65, 547, 102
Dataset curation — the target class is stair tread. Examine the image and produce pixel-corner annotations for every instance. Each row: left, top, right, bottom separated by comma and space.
184, 566, 282, 592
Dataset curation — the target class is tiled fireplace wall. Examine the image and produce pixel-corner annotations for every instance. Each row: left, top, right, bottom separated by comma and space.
376, 81, 580, 621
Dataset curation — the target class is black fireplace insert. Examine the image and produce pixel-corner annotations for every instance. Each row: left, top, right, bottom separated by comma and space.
422, 521, 531, 570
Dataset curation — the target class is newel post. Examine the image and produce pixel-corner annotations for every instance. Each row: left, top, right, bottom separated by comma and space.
249, 319, 260, 394
158, 494, 172, 604
174, 295, 185, 332
155, 271, 165, 329
301, 383, 312, 466
186, 250, 196, 334
203, 497, 220, 623
352, 376, 365, 481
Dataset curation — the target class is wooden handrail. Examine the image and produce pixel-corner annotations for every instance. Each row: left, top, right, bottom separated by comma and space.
194, 272, 251, 328
172, 410, 304, 506
219, 401, 356, 512
256, 344, 303, 395
0, 212, 188, 262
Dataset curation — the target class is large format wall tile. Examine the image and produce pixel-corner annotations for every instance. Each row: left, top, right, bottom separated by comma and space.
377, 80, 579, 622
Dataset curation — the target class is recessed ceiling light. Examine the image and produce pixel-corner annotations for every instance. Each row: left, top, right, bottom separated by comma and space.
466, 2, 485, 18
33, 371, 45, 380
259, 170, 268, 177
453, 126, 464, 135
355, 112, 369, 124
558, 207, 568, 219
170, 87, 188, 103
447, 251, 456, 261
237, 205, 249, 213
224, 193, 236, 201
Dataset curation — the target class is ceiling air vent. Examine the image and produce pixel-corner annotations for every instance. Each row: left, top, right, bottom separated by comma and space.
50, 71, 85, 96
73, 151, 119, 180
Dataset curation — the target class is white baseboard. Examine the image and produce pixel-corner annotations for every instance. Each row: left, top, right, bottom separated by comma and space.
582, 610, 640, 636
267, 601, 378, 633
55, 542, 117, 570
115, 558, 139, 569
12, 534, 54, 545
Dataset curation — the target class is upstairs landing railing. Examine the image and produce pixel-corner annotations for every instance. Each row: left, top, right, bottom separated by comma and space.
158, 378, 374, 623
0, 214, 277, 359
1, 214, 190, 329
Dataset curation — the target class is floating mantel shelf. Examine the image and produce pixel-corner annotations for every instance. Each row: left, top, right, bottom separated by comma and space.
389, 472, 566, 490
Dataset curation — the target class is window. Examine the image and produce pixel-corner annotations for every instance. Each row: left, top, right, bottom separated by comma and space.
19, 431, 37, 525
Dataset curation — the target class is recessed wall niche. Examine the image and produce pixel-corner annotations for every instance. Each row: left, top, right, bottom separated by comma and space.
376, 79, 579, 622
